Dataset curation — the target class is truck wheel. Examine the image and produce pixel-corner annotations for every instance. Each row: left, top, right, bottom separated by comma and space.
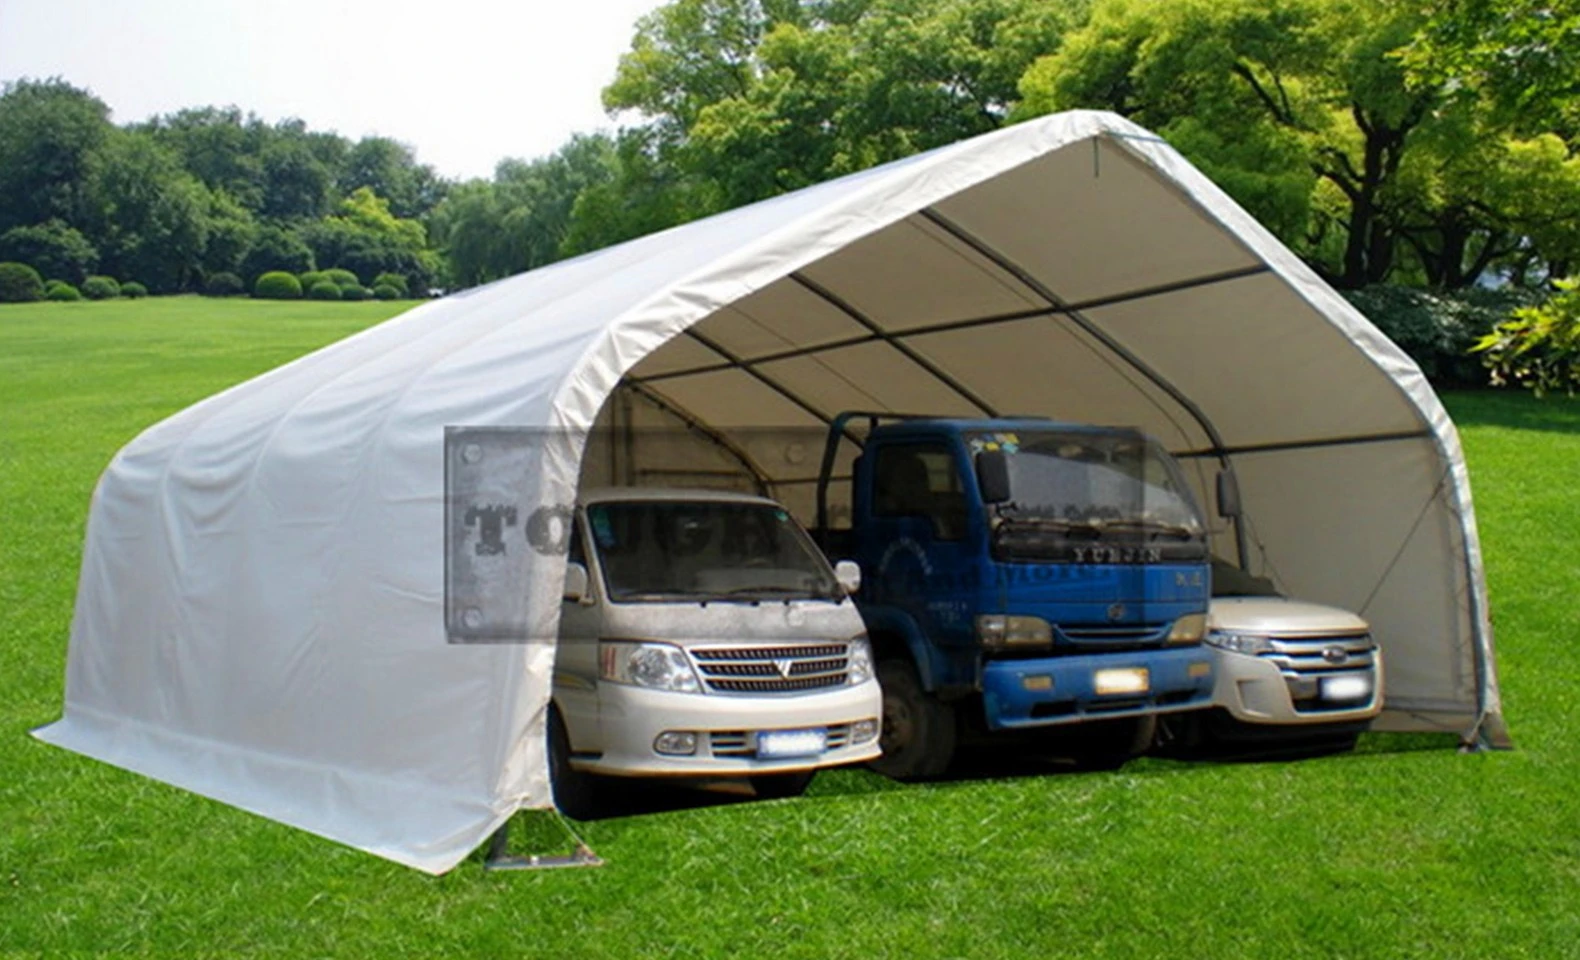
751, 770, 816, 800
548, 706, 602, 820
1066, 715, 1158, 771
870, 659, 956, 780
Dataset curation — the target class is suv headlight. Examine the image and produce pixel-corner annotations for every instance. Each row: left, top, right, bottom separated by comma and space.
599, 641, 702, 693
1204, 631, 1273, 656
976, 615, 1054, 651
847, 636, 874, 685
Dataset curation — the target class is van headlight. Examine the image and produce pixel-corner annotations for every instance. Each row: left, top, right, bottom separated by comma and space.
1204, 631, 1273, 656
599, 641, 702, 693
847, 636, 873, 685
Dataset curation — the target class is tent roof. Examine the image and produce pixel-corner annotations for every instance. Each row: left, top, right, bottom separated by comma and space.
36, 111, 1505, 874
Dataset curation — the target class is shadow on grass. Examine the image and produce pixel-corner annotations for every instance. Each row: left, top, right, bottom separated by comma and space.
1441, 389, 1580, 435
545, 729, 1467, 828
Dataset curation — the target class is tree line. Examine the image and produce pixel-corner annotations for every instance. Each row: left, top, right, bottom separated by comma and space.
2, 0, 1577, 385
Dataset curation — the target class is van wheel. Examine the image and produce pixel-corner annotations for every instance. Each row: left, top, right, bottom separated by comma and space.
1065, 715, 1158, 771
870, 659, 956, 780
548, 706, 601, 820
751, 770, 816, 800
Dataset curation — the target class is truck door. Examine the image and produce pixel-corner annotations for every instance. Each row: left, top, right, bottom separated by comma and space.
861, 441, 979, 662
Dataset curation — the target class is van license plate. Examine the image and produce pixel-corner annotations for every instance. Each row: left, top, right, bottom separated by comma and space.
1094, 667, 1149, 695
757, 728, 827, 759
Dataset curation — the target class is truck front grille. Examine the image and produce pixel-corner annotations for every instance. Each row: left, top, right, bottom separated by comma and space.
691, 643, 850, 694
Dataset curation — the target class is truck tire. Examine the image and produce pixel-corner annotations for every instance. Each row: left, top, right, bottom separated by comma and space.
548, 706, 602, 820
870, 659, 957, 780
1065, 715, 1158, 771
751, 770, 816, 800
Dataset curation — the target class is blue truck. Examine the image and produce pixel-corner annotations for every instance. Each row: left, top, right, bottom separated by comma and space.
814, 412, 1219, 778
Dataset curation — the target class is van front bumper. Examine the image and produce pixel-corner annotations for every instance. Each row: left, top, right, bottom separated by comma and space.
575, 680, 883, 777
982, 646, 1215, 729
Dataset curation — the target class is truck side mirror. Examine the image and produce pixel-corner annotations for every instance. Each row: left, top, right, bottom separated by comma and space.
975, 449, 1011, 504
1216, 470, 1242, 519
563, 562, 591, 604
834, 559, 861, 596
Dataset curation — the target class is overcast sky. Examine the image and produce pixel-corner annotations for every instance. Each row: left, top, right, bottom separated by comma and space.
0, 0, 667, 180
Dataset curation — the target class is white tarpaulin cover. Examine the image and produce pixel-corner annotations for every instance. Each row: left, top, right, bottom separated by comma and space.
36, 111, 1507, 874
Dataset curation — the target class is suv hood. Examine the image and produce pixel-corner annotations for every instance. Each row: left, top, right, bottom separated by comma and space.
1208, 596, 1369, 637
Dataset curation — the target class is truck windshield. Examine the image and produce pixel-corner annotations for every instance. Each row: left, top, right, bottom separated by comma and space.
586, 500, 840, 602
971, 430, 1207, 562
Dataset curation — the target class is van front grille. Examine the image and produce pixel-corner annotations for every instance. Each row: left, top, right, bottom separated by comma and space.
691, 643, 850, 694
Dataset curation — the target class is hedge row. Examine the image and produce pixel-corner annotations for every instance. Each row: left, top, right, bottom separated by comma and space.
0, 262, 147, 303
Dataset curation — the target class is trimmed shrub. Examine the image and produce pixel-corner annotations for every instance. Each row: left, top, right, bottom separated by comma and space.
298, 270, 327, 293
0, 262, 45, 303
205, 272, 246, 297
121, 281, 148, 299
254, 271, 303, 300
340, 284, 370, 302
46, 281, 83, 301
372, 283, 402, 301
372, 272, 410, 297
81, 275, 120, 300
323, 267, 360, 289
307, 280, 342, 300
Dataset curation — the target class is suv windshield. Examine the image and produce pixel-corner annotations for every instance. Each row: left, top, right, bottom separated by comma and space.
971, 429, 1207, 562
586, 500, 839, 602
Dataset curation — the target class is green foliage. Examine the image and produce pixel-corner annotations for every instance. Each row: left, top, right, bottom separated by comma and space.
1344, 283, 1542, 386
339, 284, 370, 301
80, 275, 120, 300
79, 130, 209, 293
1475, 277, 1580, 396
303, 188, 437, 292
371, 271, 408, 296
371, 282, 402, 300
45, 280, 82, 301
0, 219, 98, 285
253, 270, 302, 299
203, 271, 245, 297
0, 79, 113, 233
306, 279, 342, 300
321, 267, 360, 288
120, 280, 147, 298
297, 270, 327, 292
240, 225, 315, 280
0, 260, 45, 302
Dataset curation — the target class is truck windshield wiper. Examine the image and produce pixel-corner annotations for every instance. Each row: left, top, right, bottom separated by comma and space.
997, 515, 1105, 539
1099, 518, 1201, 540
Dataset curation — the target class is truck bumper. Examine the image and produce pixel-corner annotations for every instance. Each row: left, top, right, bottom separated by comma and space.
573, 680, 883, 777
981, 646, 1215, 730
1210, 647, 1383, 726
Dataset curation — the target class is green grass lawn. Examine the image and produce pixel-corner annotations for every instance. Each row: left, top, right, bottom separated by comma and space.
3, 298, 1578, 958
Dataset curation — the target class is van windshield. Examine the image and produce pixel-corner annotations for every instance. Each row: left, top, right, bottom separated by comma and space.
970, 429, 1208, 562
586, 500, 840, 602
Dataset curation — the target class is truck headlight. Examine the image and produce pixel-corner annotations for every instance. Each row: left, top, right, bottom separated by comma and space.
976, 615, 1054, 651
1203, 631, 1273, 656
599, 641, 702, 693
847, 636, 874, 685
1167, 613, 1207, 644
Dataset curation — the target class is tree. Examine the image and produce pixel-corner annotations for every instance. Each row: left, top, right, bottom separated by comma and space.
0, 79, 113, 233
140, 106, 270, 212
260, 128, 335, 220
80, 131, 210, 292
1475, 276, 1580, 395
302, 187, 439, 292
0, 219, 99, 284
198, 187, 260, 278
240, 225, 315, 280
339, 136, 446, 220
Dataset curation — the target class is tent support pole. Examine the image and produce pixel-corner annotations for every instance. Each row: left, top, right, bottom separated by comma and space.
917, 207, 1251, 569
483, 819, 603, 872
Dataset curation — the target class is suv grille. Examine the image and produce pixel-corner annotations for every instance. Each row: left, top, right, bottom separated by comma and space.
691, 643, 849, 694
1258, 634, 1377, 713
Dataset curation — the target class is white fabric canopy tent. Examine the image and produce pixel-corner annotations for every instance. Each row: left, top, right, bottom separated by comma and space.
36, 111, 1507, 874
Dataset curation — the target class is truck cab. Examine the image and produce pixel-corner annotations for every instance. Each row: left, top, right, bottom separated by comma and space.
817, 414, 1216, 778
550, 488, 883, 814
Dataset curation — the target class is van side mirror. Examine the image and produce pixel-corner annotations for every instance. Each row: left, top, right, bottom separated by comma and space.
975, 449, 1011, 504
563, 562, 591, 604
834, 559, 862, 596
1216, 470, 1242, 519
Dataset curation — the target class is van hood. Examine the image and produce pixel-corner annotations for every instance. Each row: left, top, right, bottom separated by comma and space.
1207, 596, 1369, 637
596, 597, 868, 647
